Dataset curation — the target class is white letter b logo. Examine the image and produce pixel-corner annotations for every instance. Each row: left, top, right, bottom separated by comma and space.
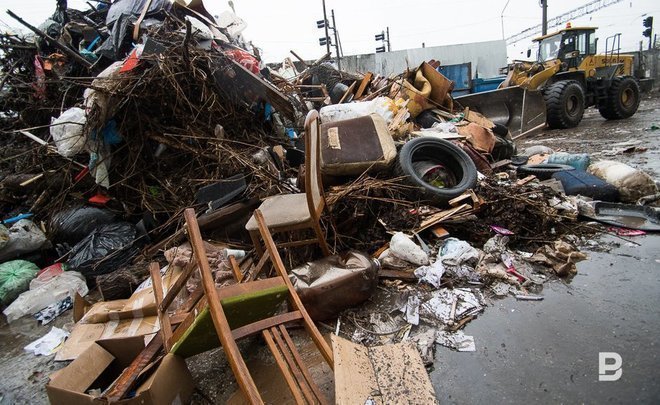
599, 352, 622, 381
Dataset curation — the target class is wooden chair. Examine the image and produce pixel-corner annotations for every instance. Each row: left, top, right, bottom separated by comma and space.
245, 110, 331, 258
152, 208, 333, 404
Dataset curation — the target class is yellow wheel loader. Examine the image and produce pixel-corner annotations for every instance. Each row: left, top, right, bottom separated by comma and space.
500, 26, 641, 129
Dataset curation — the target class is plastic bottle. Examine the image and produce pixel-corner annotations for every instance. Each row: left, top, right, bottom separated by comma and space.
547, 152, 590, 171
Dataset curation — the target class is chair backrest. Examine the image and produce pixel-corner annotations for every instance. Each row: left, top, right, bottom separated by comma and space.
304, 110, 325, 218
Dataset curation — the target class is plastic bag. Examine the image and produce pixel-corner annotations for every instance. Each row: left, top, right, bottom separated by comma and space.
0, 260, 40, 305
3, 271, 88, 323
290, 251, 379, 321
389, 232, 429, 266
319, 96, 407, 127
0, 220, 49, 262
588, 160, 658, 202
67, 222, 139, 278
50, 206, 117, 245
50, 107, 87, 157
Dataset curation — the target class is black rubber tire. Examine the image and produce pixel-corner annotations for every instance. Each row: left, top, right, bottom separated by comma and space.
544, 80, 586, 129
598, 76, 641, 120
397, 137, 478, 204
517, 163, 575, 180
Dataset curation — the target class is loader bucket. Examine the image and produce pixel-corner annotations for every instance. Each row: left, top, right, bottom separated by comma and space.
455, 86, 546, 137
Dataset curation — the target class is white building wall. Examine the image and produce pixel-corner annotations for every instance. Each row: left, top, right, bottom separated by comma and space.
339, 39, 507, 78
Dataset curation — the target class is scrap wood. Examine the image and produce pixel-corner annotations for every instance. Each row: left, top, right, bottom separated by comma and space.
415, 203, 471, 233
354, 72, 373, 100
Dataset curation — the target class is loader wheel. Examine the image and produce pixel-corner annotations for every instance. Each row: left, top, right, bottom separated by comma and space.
598, 76, 640, 120
544, 80, 585, 129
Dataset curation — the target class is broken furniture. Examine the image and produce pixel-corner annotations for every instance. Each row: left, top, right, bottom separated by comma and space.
245, 110, 331, 258
319, 114, 396, 176
156, 208, 334, 404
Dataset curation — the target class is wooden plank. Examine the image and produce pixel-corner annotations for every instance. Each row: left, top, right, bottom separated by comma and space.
332, 335, 380, 404
102, 334, 163, 402
262, 329, 305, 405
332, 335, 437, 404
184, 208, 264, 405
150, 262, 173, 352
337, 81, 356, 104
415, 203, 471, 233
354, 72, 373, 100
255, 210, 334, 369
232, 311, 303, 340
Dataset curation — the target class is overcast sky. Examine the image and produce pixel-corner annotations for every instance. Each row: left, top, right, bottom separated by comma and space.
2, 0, 658, 63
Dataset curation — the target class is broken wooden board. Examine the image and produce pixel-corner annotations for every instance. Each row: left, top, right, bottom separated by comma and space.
354, 72, 373, 100
415, 203, 472, 233
332, 335, 437, 404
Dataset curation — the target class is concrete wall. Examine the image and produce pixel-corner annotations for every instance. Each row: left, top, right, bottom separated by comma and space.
338, 40, 507, 79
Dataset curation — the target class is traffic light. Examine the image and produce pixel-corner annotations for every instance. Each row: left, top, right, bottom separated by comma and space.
316, 19, 326, 29
643, 16, 653, 38
375, 33, 385, 41
319, 37, 329, 46
375, 46, 385, 53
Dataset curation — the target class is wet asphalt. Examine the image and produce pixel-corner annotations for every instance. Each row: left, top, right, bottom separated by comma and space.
432, 94, 660, 404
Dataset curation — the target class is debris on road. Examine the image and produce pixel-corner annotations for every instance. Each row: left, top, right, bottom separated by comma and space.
1, 1, 659, 403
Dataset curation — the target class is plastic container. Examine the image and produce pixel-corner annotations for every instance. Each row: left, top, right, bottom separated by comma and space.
547, 152, 590, 171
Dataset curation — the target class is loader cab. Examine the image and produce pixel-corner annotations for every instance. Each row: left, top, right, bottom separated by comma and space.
535, 27, 598, 68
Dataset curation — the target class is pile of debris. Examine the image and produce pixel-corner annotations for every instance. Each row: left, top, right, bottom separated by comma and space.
1, 0, 659, 403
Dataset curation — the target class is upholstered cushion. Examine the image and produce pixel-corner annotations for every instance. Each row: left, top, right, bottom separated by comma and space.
245, 193, 311, 231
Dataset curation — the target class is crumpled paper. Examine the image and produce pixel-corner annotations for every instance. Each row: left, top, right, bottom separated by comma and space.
528, 240, 587, 276
24, 326, 68, 356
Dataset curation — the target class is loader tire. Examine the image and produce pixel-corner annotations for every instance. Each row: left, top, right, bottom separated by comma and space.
544, 80, 585, 129
598, 76, 640, 120
397, 137, 477, 205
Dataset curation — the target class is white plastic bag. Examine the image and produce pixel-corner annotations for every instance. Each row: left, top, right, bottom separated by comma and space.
319, 96, 406, 126
50, 107, 87, 157
389, 232, 429, 266
588, 160, 658, 202
3, 271, 88, 323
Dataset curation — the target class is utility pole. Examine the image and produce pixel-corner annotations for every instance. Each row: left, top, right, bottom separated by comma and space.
322, 0, 330, 55
386, 26, 391, 51
541, 0, 548, 36
331, 9, 341, 69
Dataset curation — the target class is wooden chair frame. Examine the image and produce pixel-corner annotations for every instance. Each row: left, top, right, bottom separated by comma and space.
149, 208, 333, 404
247, 110, 331, 258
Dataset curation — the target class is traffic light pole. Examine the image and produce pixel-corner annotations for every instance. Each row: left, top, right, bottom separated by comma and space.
331, 9, 341, 69
322, 0, 330, 55
386, 27, 391, 52
541, 0, 548, 36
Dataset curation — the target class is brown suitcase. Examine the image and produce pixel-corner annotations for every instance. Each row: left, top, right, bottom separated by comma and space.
319, 114, 396, 176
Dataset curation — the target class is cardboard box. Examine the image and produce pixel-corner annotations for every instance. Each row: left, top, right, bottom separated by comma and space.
55, 316, 159, 361
47, 336, 194, 405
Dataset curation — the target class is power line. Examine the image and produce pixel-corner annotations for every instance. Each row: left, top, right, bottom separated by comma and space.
505, 0, 624, 44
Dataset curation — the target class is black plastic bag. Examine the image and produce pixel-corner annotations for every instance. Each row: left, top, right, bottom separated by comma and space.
67, 223, 139, 278
50, 206, 117, 245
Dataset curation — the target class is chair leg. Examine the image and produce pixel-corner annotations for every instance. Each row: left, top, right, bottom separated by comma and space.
311, 220, 331, 257
249, 230, 264, 258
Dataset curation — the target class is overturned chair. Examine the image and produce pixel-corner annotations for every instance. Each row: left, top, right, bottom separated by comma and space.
151, 207, 333, 404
